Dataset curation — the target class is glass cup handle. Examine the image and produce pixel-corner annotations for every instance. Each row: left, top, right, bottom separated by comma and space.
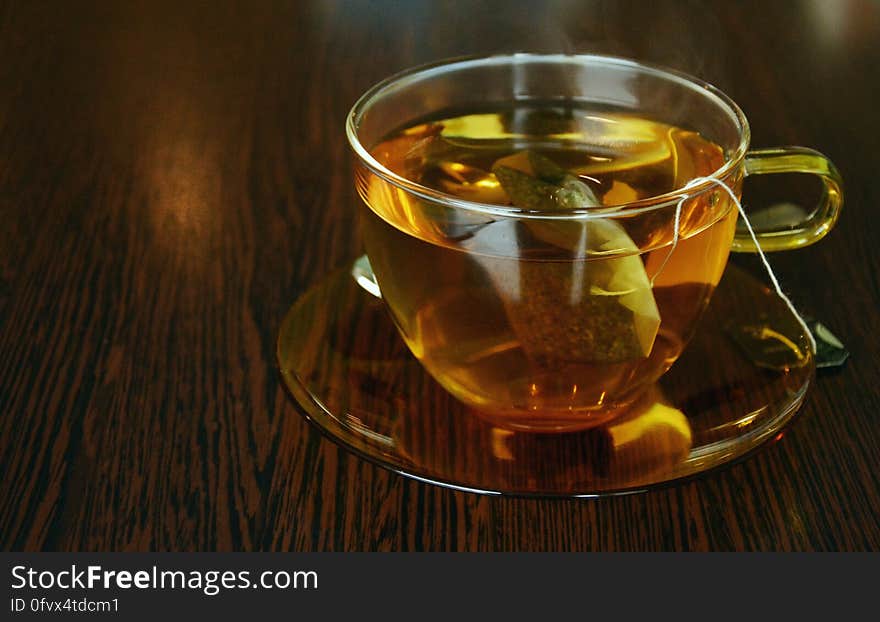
731, 147, 844, 252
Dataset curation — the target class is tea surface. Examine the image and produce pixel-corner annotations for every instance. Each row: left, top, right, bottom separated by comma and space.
360, 106, 736, 430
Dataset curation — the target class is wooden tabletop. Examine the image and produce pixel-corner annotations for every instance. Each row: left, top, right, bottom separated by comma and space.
2, 0, 878, 551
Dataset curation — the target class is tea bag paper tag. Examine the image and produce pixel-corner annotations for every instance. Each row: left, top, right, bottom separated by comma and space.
807, 318, 849, 369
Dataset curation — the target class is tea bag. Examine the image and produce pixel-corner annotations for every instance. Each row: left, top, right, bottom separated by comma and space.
481, 150, 661, 364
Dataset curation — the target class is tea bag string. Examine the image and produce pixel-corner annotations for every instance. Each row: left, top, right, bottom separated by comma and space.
655, 177, 817, 354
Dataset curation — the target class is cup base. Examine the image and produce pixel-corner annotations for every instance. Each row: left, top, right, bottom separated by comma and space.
277, 258, 815, 497
467, 400, 635, 433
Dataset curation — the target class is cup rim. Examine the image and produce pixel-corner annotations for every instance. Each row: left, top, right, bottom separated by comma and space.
346, 53, 751, 220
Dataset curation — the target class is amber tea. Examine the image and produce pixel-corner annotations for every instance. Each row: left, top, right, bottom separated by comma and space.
358, 105, 738, 431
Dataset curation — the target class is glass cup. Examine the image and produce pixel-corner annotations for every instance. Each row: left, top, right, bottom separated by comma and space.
346, 54, 842, 432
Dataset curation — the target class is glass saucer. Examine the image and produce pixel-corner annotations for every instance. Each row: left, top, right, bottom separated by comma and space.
277, 258, 814, 497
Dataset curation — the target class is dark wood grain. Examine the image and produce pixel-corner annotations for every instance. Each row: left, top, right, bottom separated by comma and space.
1, 0, 878, 551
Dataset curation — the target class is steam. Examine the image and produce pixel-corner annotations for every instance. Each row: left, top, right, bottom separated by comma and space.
523, 0, 726, 82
